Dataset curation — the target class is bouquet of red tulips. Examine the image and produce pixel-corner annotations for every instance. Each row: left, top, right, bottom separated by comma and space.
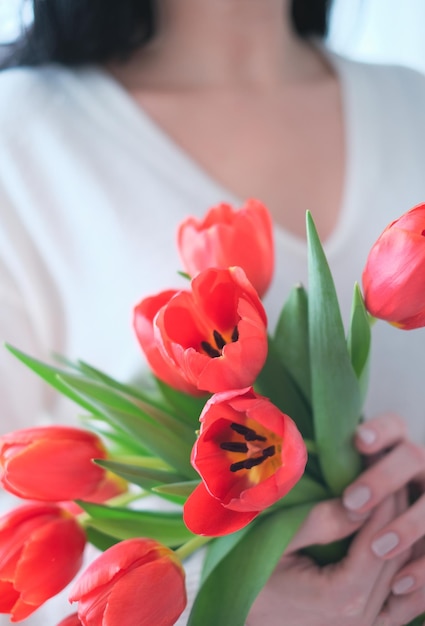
1, 200, 425, 625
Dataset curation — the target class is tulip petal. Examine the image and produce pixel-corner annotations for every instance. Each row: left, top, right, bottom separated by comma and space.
0, 580, 19, 612
15, 518, 85, 603
103, 558, 186, 626
184, 482, 258, 536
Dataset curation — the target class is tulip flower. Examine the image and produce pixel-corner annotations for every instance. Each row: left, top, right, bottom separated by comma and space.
184, 388, 307, 536
177, 199, 274, 297
0, 426, 108, 501
56, 614, 82, 626
0, 503, 86, 622
69, 538, 186, 626
362, 202, 425, 329
134, 267, 268, 394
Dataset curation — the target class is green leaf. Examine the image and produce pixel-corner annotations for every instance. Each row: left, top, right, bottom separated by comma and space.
85, 527, 120, 551
200, 526, 251, 584
347, 283, 372, 404
155, 378, 207, 429
271, 473, 330, 509
153, 480, 200, 505
255, 336, 313, 439
58, 374, 197, 478
274, 284, 311, 403
188, 504, 313, 626
96, 458, 186, 491
78, 502, 194, 547
306, 212, 362, 495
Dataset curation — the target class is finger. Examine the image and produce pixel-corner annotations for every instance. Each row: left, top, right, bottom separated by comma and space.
342, 442, 425, 514
332, 497, 405, 614
356, 413, 408, 455
370, 496, 425, 560
285, 498, 370, 554
391, 542, 425, 595
378, 586, 425, 626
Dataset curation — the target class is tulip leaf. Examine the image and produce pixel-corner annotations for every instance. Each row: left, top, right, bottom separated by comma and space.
306, 212, 362, 495
78, 502, 194, 547
95, 458, 186, 492
274, 283, 311, 403
85, 527, 120, 551
200, 526, 252, 584
5, 344, 104, 415
57, 374, 197, 478
347, 283, 372, 404
153, 480, 200, 505
255, 337, 313, 439
188, 504, 313, 626
154, 378, 207, 428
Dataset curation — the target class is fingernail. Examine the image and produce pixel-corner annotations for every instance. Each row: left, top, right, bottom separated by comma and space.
343, 485, 371, 510
356, 426, 377, 446
371, 531, 399, 557
392, 575, 415, 595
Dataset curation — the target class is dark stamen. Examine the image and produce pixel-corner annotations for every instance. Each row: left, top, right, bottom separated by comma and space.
229, 445, 276, 472
230, 422, 266, 442
220, 441, 249, 453
231, 326, 239, 342
213, 330, 226, 350
201, 341, 221, 358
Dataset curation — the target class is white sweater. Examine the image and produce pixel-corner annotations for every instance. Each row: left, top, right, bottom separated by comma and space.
1, 49, 425, 624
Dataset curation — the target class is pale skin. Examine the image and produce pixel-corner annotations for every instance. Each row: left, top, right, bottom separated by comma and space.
106, 1, 425, 623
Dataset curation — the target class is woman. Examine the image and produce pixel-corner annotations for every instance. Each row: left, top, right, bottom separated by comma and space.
1, 1, 425, 624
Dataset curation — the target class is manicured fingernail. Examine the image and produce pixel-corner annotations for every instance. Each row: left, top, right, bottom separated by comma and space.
392, 575, 415, 595
372, 531, 399, 557
343, 485, 371, 510
356, 426, 377, 445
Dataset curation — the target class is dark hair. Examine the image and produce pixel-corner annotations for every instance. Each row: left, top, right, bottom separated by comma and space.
4, 0, 332, 67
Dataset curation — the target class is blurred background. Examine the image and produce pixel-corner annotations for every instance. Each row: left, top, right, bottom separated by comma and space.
1, 0, 425, 72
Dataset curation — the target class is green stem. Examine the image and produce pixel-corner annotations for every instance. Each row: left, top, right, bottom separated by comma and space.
175, 535, 211, 561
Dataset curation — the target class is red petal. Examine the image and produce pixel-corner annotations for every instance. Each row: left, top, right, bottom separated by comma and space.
103, 558, 186, 626
183, 483, 258, 536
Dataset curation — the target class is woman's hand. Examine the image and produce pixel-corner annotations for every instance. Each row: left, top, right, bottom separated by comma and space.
342, 413, 425, 625
247, 493, 409, 625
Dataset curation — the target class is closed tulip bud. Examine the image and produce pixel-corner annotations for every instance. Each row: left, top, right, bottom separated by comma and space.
178, 199, 274, 297
0, 504, 86, 622
362, 202, 425, 329
0, 426, 108, 501
184, 387, 307, 536
69, 538, 186, 626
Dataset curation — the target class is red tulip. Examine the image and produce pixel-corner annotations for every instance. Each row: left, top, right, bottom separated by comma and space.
362, 203, 425, 329
69, 538, 186, 626
133, 289, 201, 395
134, 267, 268, 394
0, 503, 86, 622
56, 614, 82, 626
177, 199, 274, 297
0, 426, 108, 501
183, 388, 307, 536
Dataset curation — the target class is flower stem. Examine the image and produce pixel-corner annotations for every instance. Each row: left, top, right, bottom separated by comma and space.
175, 535, 211, 561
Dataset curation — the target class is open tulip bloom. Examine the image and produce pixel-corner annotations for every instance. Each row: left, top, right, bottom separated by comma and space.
3, 200, 425, 625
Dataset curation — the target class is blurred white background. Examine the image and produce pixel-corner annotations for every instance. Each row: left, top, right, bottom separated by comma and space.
1, 0, 425, 73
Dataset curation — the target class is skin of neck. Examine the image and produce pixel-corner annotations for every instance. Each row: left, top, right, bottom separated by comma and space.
109, 0, 329, 90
